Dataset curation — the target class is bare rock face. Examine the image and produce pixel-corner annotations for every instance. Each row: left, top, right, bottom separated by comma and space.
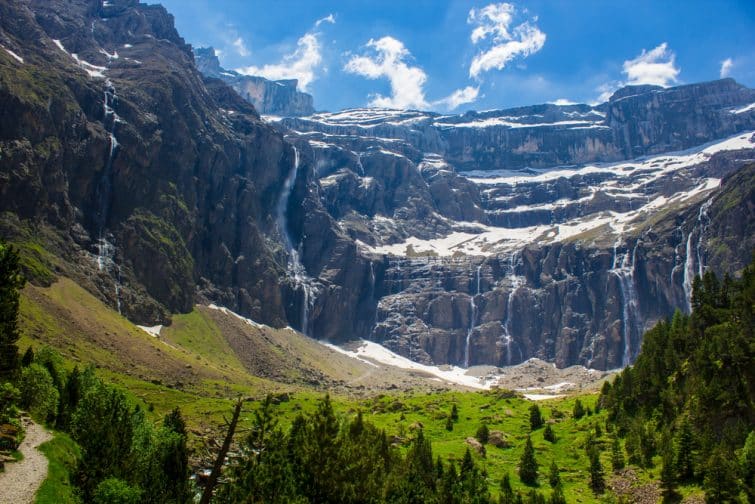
194, 47, 314, 117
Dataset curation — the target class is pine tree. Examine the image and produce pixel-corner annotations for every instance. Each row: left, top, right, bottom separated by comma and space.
0, 243, 25, 380
611, 436, 625, 472
450, 404, 459, 421
543, 423, 556, 443
476, 423, 489, 444
499, 472, 515, 504
21, 346, 34, 367
588, 447, 605, 494
674, 417, 695, 482
703, 448, 741, 503
548, 460, 560, 488
660, 445, 679, 503
572, 398, 585, 420
519, 435, 538, 485
529, 404, 543, 430
548, 484, 566, 504
445, 415, 454, 431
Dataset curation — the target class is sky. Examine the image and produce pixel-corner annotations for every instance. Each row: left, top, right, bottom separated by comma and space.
157, 0, 755, 113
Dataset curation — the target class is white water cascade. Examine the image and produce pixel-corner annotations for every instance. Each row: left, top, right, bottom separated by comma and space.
500, 252, 524, 366
610, 240, 640, 367
682, 198, 713, 312
276, 147, 318, 335
463, 264, 482, 367
94, 78, 123, 314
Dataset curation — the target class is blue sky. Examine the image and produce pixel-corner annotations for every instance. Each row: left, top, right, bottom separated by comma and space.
159, 0, 755, 113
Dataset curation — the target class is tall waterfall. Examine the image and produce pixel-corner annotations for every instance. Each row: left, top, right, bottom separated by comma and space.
682, 198, 713, 312
610, 240, 640, 367
463, 264, 482, 367
276, 147, 317, 335
500, 252, 524, 366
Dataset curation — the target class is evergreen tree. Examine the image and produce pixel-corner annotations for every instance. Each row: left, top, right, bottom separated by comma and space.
519, 435, 538, 485
445, 415, 454, 431
610, 436, 625, 472
476, 423, 489, 444
499, 473, 515, 504
741, 431, 755, 504
660, 445, 679, 503
529, 404, 543, 430
56, 365, 81, 430
21, 346, 34, 367
0, 243, 25, 380
451, 404, 459, 421
548, 460, 560, 489
674, 417, 695, 482
572, 398, 585, 420
543, 424, 556, 443
703, 448, 741, 503
548, 484, 566, 504
588, 447, 605, 495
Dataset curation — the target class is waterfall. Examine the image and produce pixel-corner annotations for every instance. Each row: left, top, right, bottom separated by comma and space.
463, 264, 482, 367
682, 198, 713, 312
276, 147, 318, 335
500, 252, 524, 366
610, 240, 640, 367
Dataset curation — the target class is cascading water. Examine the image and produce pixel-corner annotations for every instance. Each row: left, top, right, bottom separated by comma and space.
463, 264, 482, 367
610, 239, 640, 367
500, 252, 524, 365
93, 77, 123, 313
276, 147, 317, 335
682, 198, 713, 312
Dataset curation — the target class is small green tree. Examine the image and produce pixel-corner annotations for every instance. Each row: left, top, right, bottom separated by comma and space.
572, 398, 585, 420
611, 436, 625, 472
588, 447, 605, 494
21, 347, 34, 367
548, 484, 566, 504
499, 472, 515, 504
529, 404, 543, 430
445, 416, 454, 431
543, 424, 556, 443
674, 417, 695, 482
703, 448, 741, 503
660, 445, 679, 503
476, 423, 489, 444
519, 435, 538, 485
742, 431, 755, 504
450, 404, 459, 422
18, 363, 59, 422
92, 478, 142, 504
0, 382, 20, 423
548, 460, 560, 488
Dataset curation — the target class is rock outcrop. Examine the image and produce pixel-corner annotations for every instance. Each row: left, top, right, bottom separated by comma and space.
193, 46, 314, 117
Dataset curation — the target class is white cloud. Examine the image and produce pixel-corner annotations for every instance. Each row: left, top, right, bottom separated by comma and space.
434, 86, 480, 110
622, 42, 679, 87
236, 32, 322, 91
550, 98, 577, 106
316, 14, 336, 27
467, 3, 546, 79
344, 36, 428, 109
720, 57, 733, 78
232, 37, 250, 57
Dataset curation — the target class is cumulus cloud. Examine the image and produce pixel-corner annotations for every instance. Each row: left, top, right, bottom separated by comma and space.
434, 86, 480, 110
344, 36, 428, 109
467, 3, 546, 79
316, 14, 336, 27
720, 57, 733, 78
232, 37, 250, 57
622, 42, 679, 86
235, 19, 333, 92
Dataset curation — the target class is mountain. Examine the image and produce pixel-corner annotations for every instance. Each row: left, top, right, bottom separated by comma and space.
193, 46, 314, 117
1, 0, 753, 373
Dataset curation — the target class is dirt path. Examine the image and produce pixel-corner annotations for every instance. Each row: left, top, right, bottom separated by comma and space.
0, 418, 53, 504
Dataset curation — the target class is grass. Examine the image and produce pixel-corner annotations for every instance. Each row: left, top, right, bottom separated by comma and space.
36, 432, 81, 504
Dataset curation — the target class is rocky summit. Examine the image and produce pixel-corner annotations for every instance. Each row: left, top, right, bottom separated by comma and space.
1, 0, 754, 372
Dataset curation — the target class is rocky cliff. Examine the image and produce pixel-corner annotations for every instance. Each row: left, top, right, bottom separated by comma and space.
1, 0, 753, 371
193, 46, 314, 117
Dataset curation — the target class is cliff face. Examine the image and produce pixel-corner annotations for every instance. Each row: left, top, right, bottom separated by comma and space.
193, 47, 314, 117
2, 0, 754, 371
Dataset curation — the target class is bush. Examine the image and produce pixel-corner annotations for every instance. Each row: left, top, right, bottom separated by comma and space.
19, 363, 59, 422
92, 478, 142, 504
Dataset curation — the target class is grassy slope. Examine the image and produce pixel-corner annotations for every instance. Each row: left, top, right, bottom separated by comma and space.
35, 432, 81, 504
18, 277, 700, 502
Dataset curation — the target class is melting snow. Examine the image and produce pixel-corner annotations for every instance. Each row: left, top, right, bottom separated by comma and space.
206, 304, 266, 328
1, 46, 23, 63
731, 102, 755, 114
137, 325, 162, 337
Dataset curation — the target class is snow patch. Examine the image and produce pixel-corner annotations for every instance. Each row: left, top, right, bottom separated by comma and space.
1, 46, 23, 63
206, 304, 266, 328
137, 325, 162, 337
